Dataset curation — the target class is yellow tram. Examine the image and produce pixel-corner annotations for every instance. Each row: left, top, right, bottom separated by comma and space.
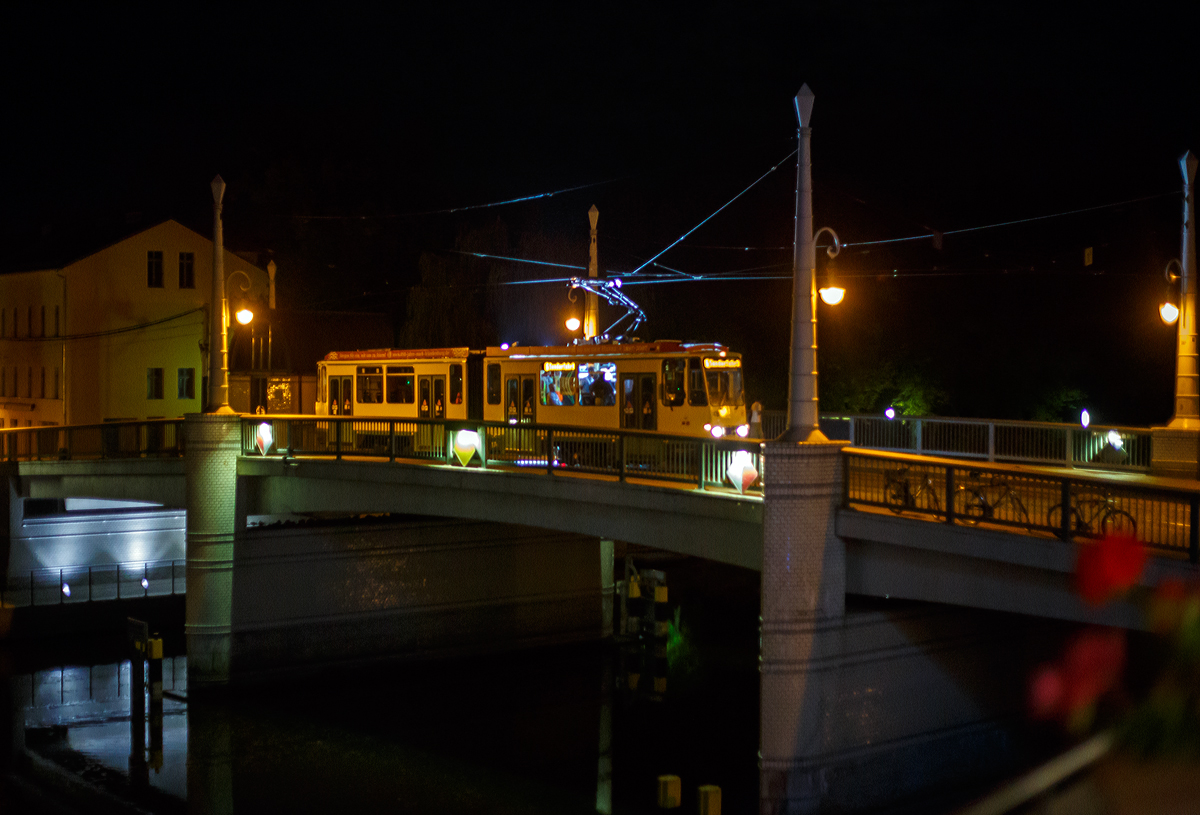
315, 341, 748, 440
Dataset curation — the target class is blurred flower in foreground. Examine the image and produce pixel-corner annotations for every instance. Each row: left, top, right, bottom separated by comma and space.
1030, 628, 1127, 733
1076, 531, 1146, 606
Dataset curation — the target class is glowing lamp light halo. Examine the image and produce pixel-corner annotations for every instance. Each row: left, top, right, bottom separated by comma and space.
818, 286, 845, 306
1161, 302, 1180, 325
884, 407, 896, 420
565, 317, 581, 332
1081, 409, 1091, 429
255, 422, 274, 456
235, 308, 254, 325
726, 450, 759, 494
1107, 429, 1124, 450
453, 429, 481, 467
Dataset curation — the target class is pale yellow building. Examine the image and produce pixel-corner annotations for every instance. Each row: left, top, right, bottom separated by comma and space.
0, 219, 269, 429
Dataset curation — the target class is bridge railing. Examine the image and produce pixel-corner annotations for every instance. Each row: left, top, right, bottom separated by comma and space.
843, 449, 1199, 562
0, 558, 185, 609
241, 417, 765, 493
0, 419, 185, 462
761, 411, 1152, 472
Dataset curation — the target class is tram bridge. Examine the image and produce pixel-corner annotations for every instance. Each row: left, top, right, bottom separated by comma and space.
4, 413, 1200, 812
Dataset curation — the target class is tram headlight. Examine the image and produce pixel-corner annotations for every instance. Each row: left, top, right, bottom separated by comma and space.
711, 426, 725, 439
703, 423, 712, 432
736, 424, 749, 438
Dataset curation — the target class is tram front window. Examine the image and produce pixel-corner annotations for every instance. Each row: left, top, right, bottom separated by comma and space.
705, 368, 744, 408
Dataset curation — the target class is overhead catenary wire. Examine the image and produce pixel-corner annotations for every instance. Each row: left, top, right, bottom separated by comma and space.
6, 307, 205, 342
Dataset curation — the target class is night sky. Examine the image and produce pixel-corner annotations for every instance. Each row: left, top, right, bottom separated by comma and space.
3, 3, 1198, 425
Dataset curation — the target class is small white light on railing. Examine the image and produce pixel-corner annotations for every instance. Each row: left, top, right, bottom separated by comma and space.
726, 450, 759, 494
711, 426, 725, 438
703, 423, 712, 432
255, 422, 274, 455
1081, 409, 1090, 429
736, 424, 749, 438
453, 429, 480, 466
61, 583, 70, 597
1107, 429, 1124, 450
885, 407, 896, 420
141, 577, 150, 590
500, 343, 510, 350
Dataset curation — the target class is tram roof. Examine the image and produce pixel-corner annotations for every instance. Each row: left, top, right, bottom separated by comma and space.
322, 341, 737, 363
490, 341, 735, 359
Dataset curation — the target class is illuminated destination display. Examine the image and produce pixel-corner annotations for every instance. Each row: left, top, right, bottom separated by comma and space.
702, 358, 741, 369
543, 361, 576, 371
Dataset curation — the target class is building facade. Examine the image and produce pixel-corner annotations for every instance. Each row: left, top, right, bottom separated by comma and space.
0, 220, 269, 429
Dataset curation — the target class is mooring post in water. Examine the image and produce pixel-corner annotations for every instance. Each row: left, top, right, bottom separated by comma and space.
148, 634, 164, 771
127, 617, 148, 787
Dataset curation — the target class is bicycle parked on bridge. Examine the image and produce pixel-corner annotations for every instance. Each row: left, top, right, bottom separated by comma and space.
883, 467, 941, 515
1047, 488, 1136, 539
953, 471, 1031, 528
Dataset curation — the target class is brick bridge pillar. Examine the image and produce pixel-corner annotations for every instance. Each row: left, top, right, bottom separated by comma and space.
185, 414, 243, 690
760, 440, 847, 814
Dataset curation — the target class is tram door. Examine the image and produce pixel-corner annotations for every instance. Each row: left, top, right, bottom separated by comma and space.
620, 373, 657, 431
417, 375, 446, 453
329, 376, 353, 415
505, 376, 537, 424
418, 376, 446, 420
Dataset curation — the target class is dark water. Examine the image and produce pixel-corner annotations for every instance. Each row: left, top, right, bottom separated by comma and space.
4, 555, 762, 814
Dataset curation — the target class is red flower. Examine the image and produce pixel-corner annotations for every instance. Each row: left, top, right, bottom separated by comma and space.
1029, 628, 1126, 728
1076, 532, 1146, 606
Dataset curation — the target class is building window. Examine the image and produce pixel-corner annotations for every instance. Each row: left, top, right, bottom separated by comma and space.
147, 368, 164, 399
39, 368, 45, 399
147, 251, 164, 288
54, 306, 60, 337
179, 252, 195, 289
53, 368, 60, 399
178, 368, 195, 399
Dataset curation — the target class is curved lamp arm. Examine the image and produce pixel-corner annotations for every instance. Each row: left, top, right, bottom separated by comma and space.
1166, 258, 1183, 284
813, 226, 841, 259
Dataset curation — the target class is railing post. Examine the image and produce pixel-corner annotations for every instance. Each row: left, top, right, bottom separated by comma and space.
848, 417, 855, 446
945, 466, 956, 525
1061, 479, 1073, 540
914, 419, 923, 453
698, 442, 707, 491
479, 425, 488, 469
1066, 427, 1074, 468
547, 428, 555, 475
116, 563, 120, 600
59, 569, 64, 604
335, 418, 342, 460
389, 421, 396, 462
1191, 495, 1199, 565
618, 434, 626, 482
988, 424, 996, 462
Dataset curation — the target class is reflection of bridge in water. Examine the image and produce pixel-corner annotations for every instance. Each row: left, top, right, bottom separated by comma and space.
2, 412, 1199, 813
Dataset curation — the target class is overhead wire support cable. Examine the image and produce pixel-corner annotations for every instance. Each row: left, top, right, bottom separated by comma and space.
294, 178, 623, 220
625, 148, 798, 277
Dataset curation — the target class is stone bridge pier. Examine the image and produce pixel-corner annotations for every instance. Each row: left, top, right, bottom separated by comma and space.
182, 414, 614, 690
759, 441, 1067, 814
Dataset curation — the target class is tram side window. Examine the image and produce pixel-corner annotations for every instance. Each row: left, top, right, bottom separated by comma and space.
578, 362, 616, 406
386, 366, 415, 404
541, 369, 578, 406
662, 359, 686, 406
487, 364, 501, 405
687, 358, 707, 406
449, 364, 463, 405
356, 366, 384, 403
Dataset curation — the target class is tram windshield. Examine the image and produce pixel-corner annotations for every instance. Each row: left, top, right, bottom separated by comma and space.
703, 360, 744, 408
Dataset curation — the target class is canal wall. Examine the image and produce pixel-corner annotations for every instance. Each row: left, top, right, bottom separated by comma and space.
230, 518, 614, 678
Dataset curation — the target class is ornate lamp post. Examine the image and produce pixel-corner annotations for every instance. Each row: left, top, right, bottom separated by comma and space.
780, 84, 842, 442
208, 175, 254, 414
584, 205, 600, 341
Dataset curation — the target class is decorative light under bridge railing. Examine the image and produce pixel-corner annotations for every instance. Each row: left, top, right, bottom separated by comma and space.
761, 411, 1152, 473
241, 417, 765, 495
1, 558, 186, 609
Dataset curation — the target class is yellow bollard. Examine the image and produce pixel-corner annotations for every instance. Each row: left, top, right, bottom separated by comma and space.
698, 785, 721, 815
657, 774, 681, 809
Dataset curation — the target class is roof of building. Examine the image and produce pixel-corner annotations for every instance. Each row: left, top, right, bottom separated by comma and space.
0, 213, 209, 275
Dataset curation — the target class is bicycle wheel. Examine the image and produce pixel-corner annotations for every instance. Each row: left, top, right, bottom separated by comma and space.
1101, 509, 1137, 536
996, 492, 1031, 529
917, 480, 942, 512
954, 487, 987, 525
1047, 504, 1084, 538
884, 476, 909, 514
